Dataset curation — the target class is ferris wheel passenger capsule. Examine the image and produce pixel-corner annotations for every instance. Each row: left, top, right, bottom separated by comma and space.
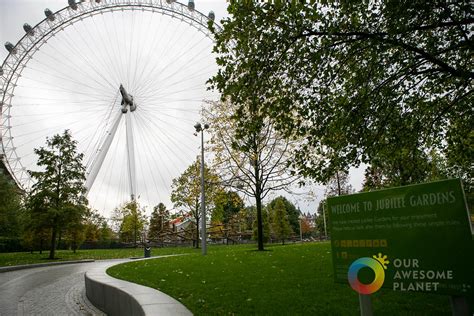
44, 8, 55, 21
5, 42, 16, 54
68, 0, 78, 10
23, 24, 35, 36
166, 0, 175, 3
208, 11, 215, 21
188, 0, 195, 11
0, 67, 3, 76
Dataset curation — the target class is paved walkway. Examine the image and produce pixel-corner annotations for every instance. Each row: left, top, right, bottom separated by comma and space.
0, 260, 126, 315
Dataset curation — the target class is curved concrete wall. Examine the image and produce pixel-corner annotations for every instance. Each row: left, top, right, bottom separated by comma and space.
85, 260, 192, 316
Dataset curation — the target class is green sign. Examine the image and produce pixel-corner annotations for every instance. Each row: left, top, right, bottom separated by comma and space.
328, 179, 473, 296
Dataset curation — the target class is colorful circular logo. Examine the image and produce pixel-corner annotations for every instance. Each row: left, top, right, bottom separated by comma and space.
348, 257, 385, 294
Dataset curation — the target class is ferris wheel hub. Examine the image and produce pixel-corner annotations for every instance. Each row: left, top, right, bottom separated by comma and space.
119, 84, 137, 113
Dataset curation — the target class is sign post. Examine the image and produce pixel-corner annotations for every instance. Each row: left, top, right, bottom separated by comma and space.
358, 294, 373, 316
328, 179, 473, 314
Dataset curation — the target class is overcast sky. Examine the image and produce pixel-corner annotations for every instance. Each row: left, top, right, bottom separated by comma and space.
1, 0, 365, 218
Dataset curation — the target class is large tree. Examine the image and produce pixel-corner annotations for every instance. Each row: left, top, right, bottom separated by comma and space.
203, 100, 301, 251
270, 198, 292, 245
83, 208, 114, 246
212, 190, 245, 243
117, 200, 146, 247
210, 1, 473, 190
148, 202, 170, 242
28, 130, 88, 259
0, 172, 22, 239
325, 171, 354, 197
170, 158, 221, 248
267, 196, 300, 237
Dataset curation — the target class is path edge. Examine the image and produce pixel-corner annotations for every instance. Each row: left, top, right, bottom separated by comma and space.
85, 258, 192, 316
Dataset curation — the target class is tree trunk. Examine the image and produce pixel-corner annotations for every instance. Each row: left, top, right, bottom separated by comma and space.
255, 189, 264, 251
57, 230, 62, 250
52, 161, 61, 259
72, 231, 77, 254
195, 217, 200, 249
195, 203, 200, 249
134, 216, 137, 248
253, 141, 265, 251
336, 171, 341, 195
49, 224, 57, 259
39, 238, 43, 254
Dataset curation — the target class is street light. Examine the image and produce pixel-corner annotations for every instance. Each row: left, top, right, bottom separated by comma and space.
299, 214, 304, 242
194, 122, 209, 255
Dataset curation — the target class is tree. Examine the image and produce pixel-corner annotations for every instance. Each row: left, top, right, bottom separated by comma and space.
212, 190, 245, 243
325, 171, 354, 197
64, 205, 87, 253
212, 190, 244, 226
210, 1, 472, 189
148, 202, 170, 242
117, 200, 146, 247
236, 205, 255, 235
270, 199, 292, 245
300, 215, 313, 239
203, 100, 301, 251
170, 158, 221, 248
28, 130, 88, 259
83, 208, 114, 246
362, 149, 452, 191
0, 171, 22, 238
267, 196, 300, 237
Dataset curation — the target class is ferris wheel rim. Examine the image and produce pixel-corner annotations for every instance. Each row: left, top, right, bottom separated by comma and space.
0, 0, 221, 191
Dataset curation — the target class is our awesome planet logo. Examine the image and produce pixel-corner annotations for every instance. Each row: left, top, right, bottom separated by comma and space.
348, 253, 389, 294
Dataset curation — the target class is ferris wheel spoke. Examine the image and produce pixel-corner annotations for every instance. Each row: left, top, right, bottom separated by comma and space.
144, 83, 212, 102
133, 120, 171, 205
31, 37, 114, 94
141, 100, 204, 109
64, 23, 119, 91
97, 12, 126, 84
140, 36, 212, 95
134, 109, 197, 155
126, 10, 138, 91
134, 110, 196, 162
133, 112, 191, 185
85, 17, 124, 86
137, 107, 199, 137
135, 19, 192, 94
109, 12, 129, 85
151, 66, 215, 99
131, 12, 168, 93
20, 61, 113, 99
38, 23, 115, 94
153, 50, 214, 95
139, 105, 198, 124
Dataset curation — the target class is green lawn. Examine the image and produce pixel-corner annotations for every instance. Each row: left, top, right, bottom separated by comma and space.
0, 247, 198, 267
107, 242, 451, 315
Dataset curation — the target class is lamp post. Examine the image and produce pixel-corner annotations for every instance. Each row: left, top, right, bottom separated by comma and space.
322, 200, 328, 239
300, 215, 305, 242
194, 122, 209, 255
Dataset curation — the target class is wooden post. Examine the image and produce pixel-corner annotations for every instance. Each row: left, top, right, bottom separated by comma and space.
359, 294, 373, 316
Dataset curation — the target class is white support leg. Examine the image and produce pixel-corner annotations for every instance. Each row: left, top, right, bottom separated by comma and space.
85, 111, 122, 194
125, 110, 136, 201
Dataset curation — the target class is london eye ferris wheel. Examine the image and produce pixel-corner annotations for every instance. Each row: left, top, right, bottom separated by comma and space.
0, 0, 222, 216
